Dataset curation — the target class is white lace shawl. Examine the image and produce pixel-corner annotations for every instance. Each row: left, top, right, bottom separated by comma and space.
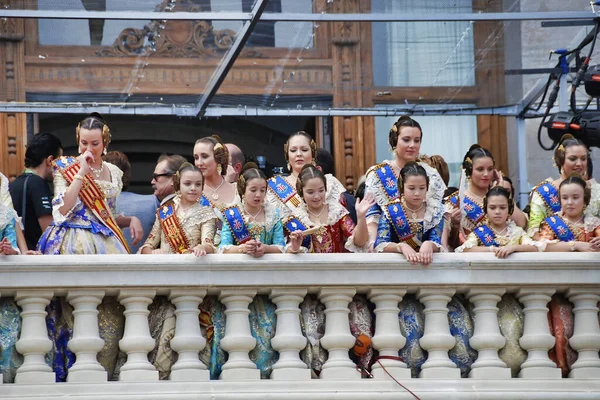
455, 220, 535, 253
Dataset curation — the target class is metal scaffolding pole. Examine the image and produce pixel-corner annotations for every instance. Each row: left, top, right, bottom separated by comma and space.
0, 10, 594, 22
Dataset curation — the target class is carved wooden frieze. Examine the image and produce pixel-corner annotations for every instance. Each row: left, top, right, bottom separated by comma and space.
97, 0, 237, 58
0, 0, 24, 41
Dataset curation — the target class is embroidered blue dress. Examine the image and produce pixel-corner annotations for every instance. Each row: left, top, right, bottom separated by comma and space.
373, 197, 445, 253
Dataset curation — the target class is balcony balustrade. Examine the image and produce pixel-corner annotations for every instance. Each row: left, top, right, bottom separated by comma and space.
0, 253, 598, 399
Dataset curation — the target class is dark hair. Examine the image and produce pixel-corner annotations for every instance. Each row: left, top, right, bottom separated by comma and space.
462, 144, 494, 178
103, 150, 131, 191
484, 186, 514, 215
355, 175, 367, 200
157, 154, 187, 175
173, 162, 204, 192
24, 133, 63, 168
388, 116, 422, 150
588, 156, 594, 179
502, 175, 515, 199
76, 113, 111, 149
316, 148, 334, 175
195, 135, 229, 176
296, 164, 327, 198
237, 162, 267, 198
284, 131, 317, 163
559, 173, 591, 206
553, 134, 589, 175
399, 161, 429, 193
420, 154, 449, 186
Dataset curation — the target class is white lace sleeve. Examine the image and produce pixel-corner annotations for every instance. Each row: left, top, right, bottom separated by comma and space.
344, 236, 371, 253
51, 172, 82, 224
454, 232, 479, 253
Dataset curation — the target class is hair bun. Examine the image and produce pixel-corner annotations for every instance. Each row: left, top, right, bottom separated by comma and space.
242, 162, 259, 172
559, 133, 575, 144
467, 144, 482, 152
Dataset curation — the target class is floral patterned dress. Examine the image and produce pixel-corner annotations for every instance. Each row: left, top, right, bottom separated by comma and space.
455, 220, 535, 252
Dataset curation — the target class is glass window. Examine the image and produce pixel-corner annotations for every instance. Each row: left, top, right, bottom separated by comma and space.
374, 106, 478, 188
371, 0, 475, 87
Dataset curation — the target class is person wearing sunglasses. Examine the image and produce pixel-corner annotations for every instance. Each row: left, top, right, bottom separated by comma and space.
151, 154, 187, 205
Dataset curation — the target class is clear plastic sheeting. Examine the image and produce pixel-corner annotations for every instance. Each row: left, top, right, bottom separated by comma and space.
0, 0, 597, 116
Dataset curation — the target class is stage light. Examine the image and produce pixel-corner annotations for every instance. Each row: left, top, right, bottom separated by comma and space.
584, 65, 600, 97
544, 111, 600, 148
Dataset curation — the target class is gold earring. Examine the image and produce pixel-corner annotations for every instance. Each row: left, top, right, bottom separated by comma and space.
103, 148, 107, 155
287, 163, 290, 171
217, 165, 222, 175
311, 160, 316, 166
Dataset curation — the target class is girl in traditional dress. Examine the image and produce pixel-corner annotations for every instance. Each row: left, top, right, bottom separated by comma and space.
537, 174, 600, 252
219, 163, 285, 256
446, 145, 527, 249
373, 162, 445, 265
266, 131, 346, 220
36, 114, 143, 381
286, 165, 375, 375
140, 163, 217, 256
528, 134, 600, 238
217, 164, 285, 378
455, 186, 537, 257
193, 135, 239, 244
364, 116, 446, 244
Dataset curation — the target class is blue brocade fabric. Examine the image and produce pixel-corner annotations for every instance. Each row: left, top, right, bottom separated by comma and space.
398, 295, 427, 378
374, 213, 444, 250
299, 294, 327, 377
46, 297, 75, 382
447, 295, 477, 377
249, 295, 279, 378
199, 296, 227, 380
0, 298, 23, 383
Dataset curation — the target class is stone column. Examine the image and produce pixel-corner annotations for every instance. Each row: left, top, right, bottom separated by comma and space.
14, 290, 54, 383
118, 289, 158, 381
269, 288, 310, 380
318, 288, 360, 380
219, 289, 260, 380
66, 290, 107, 382
417, 289, 460, 379
368, 288, 411, 380
517, 288, 561, 379
566, 288, 600, 379
467, 289, 511, 379
168, 289, 209, 381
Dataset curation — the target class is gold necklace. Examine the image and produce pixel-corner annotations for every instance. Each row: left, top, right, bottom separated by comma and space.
565, 214, 584, 225
244, 205, 262, 220
490, 225, 508, 236
308, 205, 326, 220
89, 162, 104, 178
205, 177, 225, 200
402, 198, 424, 219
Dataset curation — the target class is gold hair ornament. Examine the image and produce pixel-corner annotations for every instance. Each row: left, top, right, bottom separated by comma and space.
391, 125, 398, 133
465, 157, 472, 165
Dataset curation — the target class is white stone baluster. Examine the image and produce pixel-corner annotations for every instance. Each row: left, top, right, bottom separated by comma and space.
318, 288, 360, 380
517, 288, 561, 379
269, 288, 310, 380
417, 289, 460, 379
66, 290, 107, 382
118, 289, 158, 381
566, 288, 600, 379
168, 289, 209, 381
368, 288, 411, 380
14, 290, 54, 384
467, 289, 511, 379
219, 289, 260, 380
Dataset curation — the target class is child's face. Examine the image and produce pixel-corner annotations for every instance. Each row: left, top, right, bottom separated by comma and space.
471, 157, 494, 190
486, 195, 509, 226
402, 175, 427, 205
560, 183, 585, 219
244, 178, 267, 207
179, 170, 203, 203
302, 177, 326, 209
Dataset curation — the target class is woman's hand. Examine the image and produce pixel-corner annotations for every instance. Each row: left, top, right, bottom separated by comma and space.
288, 230, 304, 253
193, 244, 207, 257
355, 193, 376, 220
77, 150, 94, 175
494, 245, 515, 259
575, 241, 599, 252
398, 242, 419, 264
589, 237, 600, 251
240, 239, 258, 255
419, 241, 434, 265
0, 238, 17, 255
492, 169, 504, 188
449, 207, 461, 225
128, 216, 144, 246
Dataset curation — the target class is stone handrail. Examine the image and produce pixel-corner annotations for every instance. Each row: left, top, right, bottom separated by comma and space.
0, 253, 598, 400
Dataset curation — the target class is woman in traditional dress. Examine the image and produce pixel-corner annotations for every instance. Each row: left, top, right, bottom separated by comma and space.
140, 162, 217, 256
286, 165, 375, 375
266, 131, 346, 220
528, 134, 600, 238
536, 174, 600, 251
446, 145, 527, 249
455, 186, 537, 257
1, 172, 27, 254
364, 116, 446, 244
193, 135, 239, 243
373, 161, 445, 265
36, 114, 143, 381
217, 164, 285, 378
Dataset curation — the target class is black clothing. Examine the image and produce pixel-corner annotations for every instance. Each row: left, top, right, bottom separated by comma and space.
9, 172, 52, 249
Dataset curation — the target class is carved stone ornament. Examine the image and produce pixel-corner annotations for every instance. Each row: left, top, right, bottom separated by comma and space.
97, 0, 237, 58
